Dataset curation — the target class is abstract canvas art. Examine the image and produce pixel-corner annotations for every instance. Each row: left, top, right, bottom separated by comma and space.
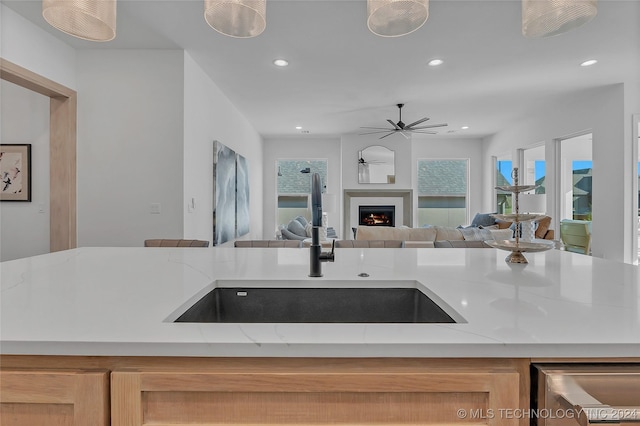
0, 144, 31, 202
213, 141, 237, 246
235, 153, 250, 238
212, 141, 250, 245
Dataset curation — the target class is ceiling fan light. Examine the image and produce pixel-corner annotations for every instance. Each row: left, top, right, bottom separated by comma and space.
42, 0, 116, 42
522, 0, 597, 38
367, 0, 429, 37
204, 0, 266, 38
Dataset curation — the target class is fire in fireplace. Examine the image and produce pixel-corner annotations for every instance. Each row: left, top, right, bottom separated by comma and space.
359, 205, 395, 227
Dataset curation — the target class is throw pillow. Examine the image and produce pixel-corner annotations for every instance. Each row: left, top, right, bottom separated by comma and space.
294, 216, 308, 227
459, 227, 494, 241
471, 212, 497, 228
305, 223, 313, 237
479, 224, 499, 230
535, 216, 551, 239
509, 221, 538, 237
281, 227, 305, 240
496, 220, 512, 229
287, 219, 307, 237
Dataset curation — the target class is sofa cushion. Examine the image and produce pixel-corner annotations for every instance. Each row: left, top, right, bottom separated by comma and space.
434, 226, 464, 241
404, 241, 435, 248
435, 240, 492, 248
471, 212, 497, 228
355, 226, 437, 242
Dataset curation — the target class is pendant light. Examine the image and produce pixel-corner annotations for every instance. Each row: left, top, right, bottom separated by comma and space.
42, 0, 116, 42
522, 0, 597, 38
204, 0, 266, 38
367, 0, 429, 37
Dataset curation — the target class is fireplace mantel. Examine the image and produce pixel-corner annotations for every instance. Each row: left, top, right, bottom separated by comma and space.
342, 189, 413, 238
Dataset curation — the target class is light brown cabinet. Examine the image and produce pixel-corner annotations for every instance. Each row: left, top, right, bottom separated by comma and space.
0, 369, 109, 426
110, 358, 527, 425
1, 357, 529, 426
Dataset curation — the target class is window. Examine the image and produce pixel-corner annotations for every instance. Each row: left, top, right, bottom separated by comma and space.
522, 145, 546, 194
559, 134, 592, 220
276, 159, 327, 225
572, 160, 593, 220
417, 159, 468, 227
496, 157, 513, 214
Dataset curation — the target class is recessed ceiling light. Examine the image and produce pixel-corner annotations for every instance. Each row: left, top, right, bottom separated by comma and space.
461, 126, 469, 130
273, 59, 289, 67
580, 59, 597, 67
428, 59, 443, 66
295, 126, 302, 130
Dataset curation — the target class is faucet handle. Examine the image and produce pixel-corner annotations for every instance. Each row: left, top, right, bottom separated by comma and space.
320, 239, 335, 262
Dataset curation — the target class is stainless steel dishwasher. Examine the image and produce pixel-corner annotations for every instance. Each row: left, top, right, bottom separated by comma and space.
534, 364, 640, 425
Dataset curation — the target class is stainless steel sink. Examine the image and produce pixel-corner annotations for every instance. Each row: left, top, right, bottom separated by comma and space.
171, 281, 460, 324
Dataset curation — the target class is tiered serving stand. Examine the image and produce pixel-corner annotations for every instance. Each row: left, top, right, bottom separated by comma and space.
485, 167, 554, 263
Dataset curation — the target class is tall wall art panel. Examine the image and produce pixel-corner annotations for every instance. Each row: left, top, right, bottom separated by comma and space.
213, 141, 250, 245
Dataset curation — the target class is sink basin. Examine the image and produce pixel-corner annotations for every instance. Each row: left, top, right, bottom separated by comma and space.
172, 281, 459, 324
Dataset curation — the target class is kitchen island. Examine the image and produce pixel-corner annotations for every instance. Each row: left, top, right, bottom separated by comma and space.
1, 247, 639, 425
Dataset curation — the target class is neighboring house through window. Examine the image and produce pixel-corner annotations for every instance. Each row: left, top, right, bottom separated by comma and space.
417, 159, 468, 227
276, 159, 327, 226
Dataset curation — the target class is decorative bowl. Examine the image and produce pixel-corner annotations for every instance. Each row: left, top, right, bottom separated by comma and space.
485, 239, 554, 264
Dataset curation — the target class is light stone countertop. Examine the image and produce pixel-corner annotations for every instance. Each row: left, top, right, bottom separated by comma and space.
1, 246, 638, 358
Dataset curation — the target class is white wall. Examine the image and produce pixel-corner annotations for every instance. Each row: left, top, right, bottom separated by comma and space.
482, 83, 639, 263
1, 2, 77, 261
76, 50, 185, 247
0, 3, 77, 90
0, 81, 50, 261
183, 52, 263, 245
263, 138, 342, 239
412, 136, 484, 227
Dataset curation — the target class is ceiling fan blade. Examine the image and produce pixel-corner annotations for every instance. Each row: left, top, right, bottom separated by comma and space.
387, 119, 400, 130
379, 131, 396, 139
404, 117, 430, 129
410, 123, 448, 130
359, 130, 395, 135
360, 126, 396, 130
410, 130, 438, 134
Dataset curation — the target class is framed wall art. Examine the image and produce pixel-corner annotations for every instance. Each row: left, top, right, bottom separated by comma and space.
235, 153, 250, 238
212, 141, 251, 245
0, 144, 31, 202
213, 141, 237, 246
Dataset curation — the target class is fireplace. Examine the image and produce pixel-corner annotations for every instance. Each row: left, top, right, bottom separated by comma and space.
359, 205, 395, 227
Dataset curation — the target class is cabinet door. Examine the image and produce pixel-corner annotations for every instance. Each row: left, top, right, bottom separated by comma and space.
0, 369, 109, 426
112, 367, 521, 425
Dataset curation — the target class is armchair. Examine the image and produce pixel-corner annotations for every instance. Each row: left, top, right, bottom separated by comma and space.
560, 219, 591, 254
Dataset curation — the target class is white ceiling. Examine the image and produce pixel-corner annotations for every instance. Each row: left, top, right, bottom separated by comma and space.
4, 0, 639, 139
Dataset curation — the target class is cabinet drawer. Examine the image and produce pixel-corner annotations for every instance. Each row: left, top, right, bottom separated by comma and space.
535, 364, 640, 426
0, 369, 109, 426
112, 367, 522, 425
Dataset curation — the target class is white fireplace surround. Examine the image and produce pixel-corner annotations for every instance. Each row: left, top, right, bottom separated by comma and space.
343, 189, 413, 239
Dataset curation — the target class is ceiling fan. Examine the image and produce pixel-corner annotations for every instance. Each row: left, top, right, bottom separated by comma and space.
358, 152, 384, 165
360, 104, 447, 139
